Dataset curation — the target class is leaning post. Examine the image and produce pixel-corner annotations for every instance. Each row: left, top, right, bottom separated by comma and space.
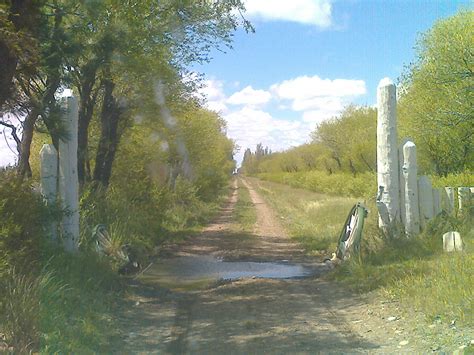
376, 78, 400, 232
58, 96, 80, 252
402, 141, 420, 236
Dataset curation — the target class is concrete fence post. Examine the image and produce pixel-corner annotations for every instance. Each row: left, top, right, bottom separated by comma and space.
58, 96, 80, 252
432, 189, 442, 216
418, 176, 434, 229
402, 141, 420, 236
398, 138, 410, 228
444, 187, 455, 214
458, 187, 471, 212
376, 78, 400, 230
40, 144, 58, 241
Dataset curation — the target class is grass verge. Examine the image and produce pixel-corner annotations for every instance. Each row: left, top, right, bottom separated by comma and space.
249, 177, 473, 339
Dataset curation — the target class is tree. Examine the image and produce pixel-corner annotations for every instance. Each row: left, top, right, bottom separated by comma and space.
398, 10, 473, 175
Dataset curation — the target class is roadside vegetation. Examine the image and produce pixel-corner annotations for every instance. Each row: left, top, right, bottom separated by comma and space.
241, 9, 473, 343
253, 178, 473, 339
0, 1, 250, 352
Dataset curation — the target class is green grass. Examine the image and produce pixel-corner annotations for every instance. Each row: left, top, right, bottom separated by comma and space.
248, 177, 473, 330
0, 249, 123, 353
234, 179, 257, 232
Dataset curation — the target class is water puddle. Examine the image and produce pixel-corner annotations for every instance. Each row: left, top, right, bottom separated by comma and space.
139, 256, 319, 290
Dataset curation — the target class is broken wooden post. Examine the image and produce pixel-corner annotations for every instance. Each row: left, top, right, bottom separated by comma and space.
58, 96, 80, 252
376, 78, 400, 230
402, 141, 420, 236
442, 231, 463, 252
40, 144, 58, 241
418, 176, 434, 229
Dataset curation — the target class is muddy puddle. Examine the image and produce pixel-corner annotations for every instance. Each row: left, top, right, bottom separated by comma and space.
138, 256, 322, 290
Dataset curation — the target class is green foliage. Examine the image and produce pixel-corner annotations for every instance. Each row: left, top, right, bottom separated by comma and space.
398, 10, 474, 175
0, 169, 52, 272
178, 107, 236, 200
0, 169, 122, 352
312, 105, 377, 174
242, 106, 376, 180
431, 171, 474, 188
258, 171, 376, 199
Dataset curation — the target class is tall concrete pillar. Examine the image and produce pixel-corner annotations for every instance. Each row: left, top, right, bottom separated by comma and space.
40, 144, 58, 241
377, 78, 400, 229
59, 96, 79, 252
402, 141, 420, 236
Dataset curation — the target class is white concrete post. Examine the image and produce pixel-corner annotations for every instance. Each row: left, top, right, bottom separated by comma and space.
442, 231, 463, 252
458, 187, 471, 212
402, 141, 420, 236
432, 189, 442, 216
398, 138, 410, 228
418, 176, 434, 229
376, 78, 400, 229
444, 187, 455, 213
40, 144, 58, 240
58, 96, 80, 252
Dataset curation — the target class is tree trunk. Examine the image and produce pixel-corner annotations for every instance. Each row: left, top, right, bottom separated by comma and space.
360, 153, 374, 172
332, 154, 342, 169
77, 64, 99, 185
0, 41, 17, 109
349, 159, 357, 177
18, 106, 40, 178
93, 78, 123, 188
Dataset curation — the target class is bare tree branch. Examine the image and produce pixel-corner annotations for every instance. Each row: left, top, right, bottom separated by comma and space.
0, 119, 21, 154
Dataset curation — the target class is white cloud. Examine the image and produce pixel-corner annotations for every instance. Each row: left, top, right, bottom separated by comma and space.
227, 86, 271, 107
199, 74, 367, 166
199, 79, 228, 113
224, 107, 310, 164
244, 0, 332, 27
271, 75, 366, 111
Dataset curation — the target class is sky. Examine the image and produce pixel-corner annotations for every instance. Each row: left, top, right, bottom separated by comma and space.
193, 0, 471, 165
0, 0, 471, 167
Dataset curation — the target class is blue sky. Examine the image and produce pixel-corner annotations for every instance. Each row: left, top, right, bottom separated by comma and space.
0, 1, 471, 167
193, 0, 472, 165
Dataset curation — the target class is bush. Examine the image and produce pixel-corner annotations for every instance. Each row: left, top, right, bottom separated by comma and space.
0, 169, 53, 273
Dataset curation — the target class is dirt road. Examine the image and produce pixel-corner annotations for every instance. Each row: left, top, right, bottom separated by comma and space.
118, 178, 415, 354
